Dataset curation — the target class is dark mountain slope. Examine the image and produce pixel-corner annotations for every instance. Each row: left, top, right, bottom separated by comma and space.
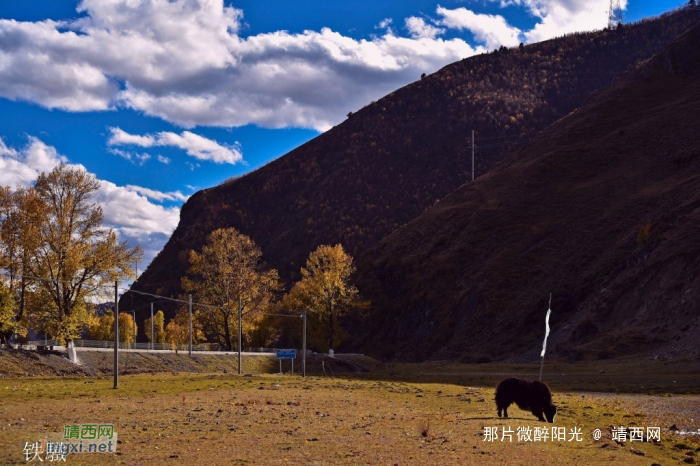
355, 22, 700, 362
130, 10, 700, 316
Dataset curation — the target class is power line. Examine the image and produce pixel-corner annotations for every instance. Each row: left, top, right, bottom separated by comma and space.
121, 287, 236, 314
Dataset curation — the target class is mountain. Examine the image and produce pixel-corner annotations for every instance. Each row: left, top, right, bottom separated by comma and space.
128, 9, 700, 336
355, 20, 700, 362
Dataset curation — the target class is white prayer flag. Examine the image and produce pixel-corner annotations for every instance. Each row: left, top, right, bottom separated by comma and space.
540, 306, 551, 358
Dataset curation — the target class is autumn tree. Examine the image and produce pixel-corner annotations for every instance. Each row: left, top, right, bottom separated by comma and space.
144, 310, 167, 344
164, 308, 204, 349
118, 312, 137, 344
283, 244, 365, 352
0, 187, 44, 344
247, 306, 281, 348
86, 310, 114, 341
21, 165, 142, 345
86, 310, 137, 344
164, 317, 187, 350
182, 228, 280, 351
0, 285, 17, 345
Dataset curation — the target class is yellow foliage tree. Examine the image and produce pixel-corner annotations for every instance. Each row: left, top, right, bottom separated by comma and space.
86, 310, 137, 344
86, 310, 115, 341
284, 244, 365, 352
0, 285, 19, 344
165, 308, 205, 350
182, 228, 280, 351
118, 312, 137, 344
0, 187, 44, 344
144, 310, 167, 344
1, 165, 142, 345
246, 305, 281, 348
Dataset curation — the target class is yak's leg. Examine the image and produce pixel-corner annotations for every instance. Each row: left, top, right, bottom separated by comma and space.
532, 406, 545, 422
497, 404, 509, 418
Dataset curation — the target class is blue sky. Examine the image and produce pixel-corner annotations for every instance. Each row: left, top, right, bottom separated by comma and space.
0, 0, 685, 269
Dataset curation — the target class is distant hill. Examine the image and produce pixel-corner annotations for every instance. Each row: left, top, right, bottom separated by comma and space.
128, 9, 700, 337
95, 302, 115, 317
354, 20, 700, 362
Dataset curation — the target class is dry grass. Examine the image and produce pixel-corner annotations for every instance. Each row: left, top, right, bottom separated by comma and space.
1, 367, 698, 465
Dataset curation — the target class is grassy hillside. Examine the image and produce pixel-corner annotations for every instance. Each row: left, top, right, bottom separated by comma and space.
354, 21, 700, 362
130, 9, 700, 323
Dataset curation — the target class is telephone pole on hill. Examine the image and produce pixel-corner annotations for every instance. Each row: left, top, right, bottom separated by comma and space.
608, 0, 623, 29
471, 130, 475, 182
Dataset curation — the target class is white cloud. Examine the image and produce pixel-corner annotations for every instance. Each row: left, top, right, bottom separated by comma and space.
109, 148, 152, 165
157, 155, 170, 164
487, 0, 625, 43
376, 18, 393, 30
108, 127, 156, 147
405, 17, 445, 40
0, 136, 181, 268
436, 7, 522, 49
108, 127, 242, 164
94, 179, 181, 266
0, 137, 68, 188
375, 18, 395, 35
124, 185, 189, 202
95, 180, 180, 238
0, 0, 478, 132
157, 131, 242, 164
0, 0, 625, 131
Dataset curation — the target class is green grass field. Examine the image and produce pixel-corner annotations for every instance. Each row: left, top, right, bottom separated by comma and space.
1, 358, 699, 465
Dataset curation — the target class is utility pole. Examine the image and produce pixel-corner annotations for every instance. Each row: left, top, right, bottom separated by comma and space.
238, 296, 242, 375
471, 130, 475, 181
302, 309, 307, 378
132, 310, 136, 349
188, 294, 193, 356
113, 281, 119, 389
608, 0, 623, 29
150, 303, 154, 351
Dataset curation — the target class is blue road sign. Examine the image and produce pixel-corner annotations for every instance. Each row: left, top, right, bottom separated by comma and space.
276, 349, 296, 359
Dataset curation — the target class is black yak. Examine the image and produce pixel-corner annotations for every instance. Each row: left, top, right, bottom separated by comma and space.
495, 377, 557, 423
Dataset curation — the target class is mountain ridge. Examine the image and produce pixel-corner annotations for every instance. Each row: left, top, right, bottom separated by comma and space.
128, 9, 700, 355
353, 20, 700, 362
